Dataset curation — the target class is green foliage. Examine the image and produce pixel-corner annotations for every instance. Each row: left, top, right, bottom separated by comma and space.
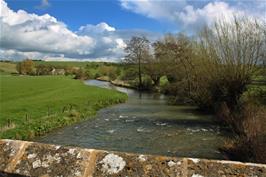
159, 76, 169, 87
0, 75, 127, 139
142, 75, 153, 90
36, 64, 53, 75
98, 65, 117, 80
73, 68, 91, 80
121, 67, 138, 80
16, 59, 35, 75
129, 75, 153, 90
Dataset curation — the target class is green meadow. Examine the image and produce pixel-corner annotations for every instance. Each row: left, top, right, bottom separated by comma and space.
0, 74, 127, 139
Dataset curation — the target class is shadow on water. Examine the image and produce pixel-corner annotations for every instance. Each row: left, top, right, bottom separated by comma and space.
36, 80, 231, 160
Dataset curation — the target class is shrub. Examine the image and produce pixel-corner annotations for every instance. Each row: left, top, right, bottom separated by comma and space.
221, 102, 266, 163
98, 66, 117, 80
142, 75, 153, 90
121, 67, 138, 80
36, 64, 53, 75
73, 68, 90, 80
16, 59, 35, 75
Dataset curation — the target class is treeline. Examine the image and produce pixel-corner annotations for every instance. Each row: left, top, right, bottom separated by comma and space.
124, 17, 266, 163
15, 59, 120, 80
16, 59, 82, 77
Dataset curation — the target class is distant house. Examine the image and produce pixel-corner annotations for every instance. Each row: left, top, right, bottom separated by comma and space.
51, 68, 65, 75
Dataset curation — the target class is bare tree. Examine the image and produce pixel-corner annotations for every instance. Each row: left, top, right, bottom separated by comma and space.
124, 36, 150, 89
193, 16, 266, 110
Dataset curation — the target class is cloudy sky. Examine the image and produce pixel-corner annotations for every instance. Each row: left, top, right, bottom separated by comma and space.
0, 0, 265, 61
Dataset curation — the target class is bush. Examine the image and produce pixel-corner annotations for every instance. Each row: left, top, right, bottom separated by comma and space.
221, 101, 266, 163
121, 68, 138, 80
223, 134, 266, 164
98, 66, 117, 80
159, 76, 169, 87
142, 75, 153, 90
73, 68, 90, 80
16, 59, 35, 75
162, 81, 193, 104
129, 75, 153, 90
36, 64, 53, 75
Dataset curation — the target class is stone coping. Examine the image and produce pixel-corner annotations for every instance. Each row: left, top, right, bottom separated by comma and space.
0, 139, 265, 177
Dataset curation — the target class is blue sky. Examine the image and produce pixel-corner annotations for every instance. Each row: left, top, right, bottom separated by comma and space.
6, 0, 175, 32
1, 0, 265, 61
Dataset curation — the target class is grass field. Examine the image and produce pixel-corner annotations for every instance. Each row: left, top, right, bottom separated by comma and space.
0, 75, 127, 139
0, 62, 17, 74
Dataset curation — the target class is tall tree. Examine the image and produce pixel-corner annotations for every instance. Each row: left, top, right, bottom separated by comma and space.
191, 16, 266, 111
124, 36, 150, 89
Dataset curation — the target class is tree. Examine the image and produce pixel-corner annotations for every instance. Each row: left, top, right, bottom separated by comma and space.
152, 34, 182, 83
16, 59, 35, 75
36, 64, 53, 75
191, 16, 266, 111
124, 36, 150, 89
144, 54, 162, 87
152, 33, 194, 98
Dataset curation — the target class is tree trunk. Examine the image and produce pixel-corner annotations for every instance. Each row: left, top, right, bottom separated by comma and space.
138, 56, 142, 90
152, 76, 160, 86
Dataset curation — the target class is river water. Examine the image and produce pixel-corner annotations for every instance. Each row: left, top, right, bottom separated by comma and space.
37, 80, 230, 159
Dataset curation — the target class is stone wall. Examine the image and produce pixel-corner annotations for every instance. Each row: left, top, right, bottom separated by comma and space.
0, 139, 265, 177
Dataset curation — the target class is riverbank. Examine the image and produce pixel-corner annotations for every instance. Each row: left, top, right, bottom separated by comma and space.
96, 76, 136, 89
0, 75, 127, 140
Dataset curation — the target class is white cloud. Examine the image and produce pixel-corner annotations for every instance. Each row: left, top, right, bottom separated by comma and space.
120, 0, 265, 30
76, 24, 160, 60
78, 22, 116, 34
120, 0, 186, 22
179, 2, 245, 27
0, 0, 134, 61
0, 0, 96, 58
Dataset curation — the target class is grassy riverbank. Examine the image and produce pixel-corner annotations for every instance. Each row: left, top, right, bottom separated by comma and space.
0, 75, 127, 140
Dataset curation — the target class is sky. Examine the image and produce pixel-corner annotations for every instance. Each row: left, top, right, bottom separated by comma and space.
0, 0, 265, 61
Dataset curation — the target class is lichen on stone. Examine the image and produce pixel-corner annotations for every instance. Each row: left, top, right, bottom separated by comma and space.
41, 160, 49, 168
168, 160, 181, 167
74, 170, 81, 176
138, 155, 147, 162
100, 153, 126, 174
32, 159, 41, 169
192, 174, 205, 177
27, 153, 37, 159
68, 148, 76, 155
55, 145, 61, 150
77, 152, 82, 159
189, 158, 200, 163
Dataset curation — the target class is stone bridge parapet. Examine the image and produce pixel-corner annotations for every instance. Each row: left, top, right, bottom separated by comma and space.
0, 139, 265, 177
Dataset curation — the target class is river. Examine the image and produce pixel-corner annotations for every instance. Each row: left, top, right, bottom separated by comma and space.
37, 80, 230, 159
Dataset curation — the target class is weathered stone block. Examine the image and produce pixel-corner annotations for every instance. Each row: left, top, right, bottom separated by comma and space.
0, 139, 26, 172
187, 158, 266, 177
12, 143, 91, 177
93, 151, 185, 177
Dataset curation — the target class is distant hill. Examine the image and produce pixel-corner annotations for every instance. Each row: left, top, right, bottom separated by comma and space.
0, 61, 17, 74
